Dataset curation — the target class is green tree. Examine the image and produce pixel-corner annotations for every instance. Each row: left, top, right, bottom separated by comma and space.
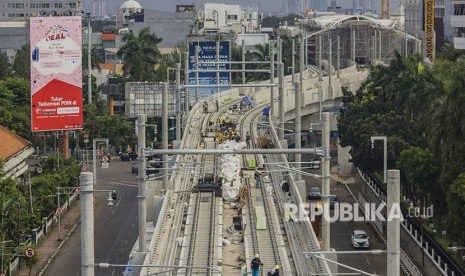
397, 147, 438, 203
12, 44, 30, 80
117, 27, 162, 81
0, 52, 11, 80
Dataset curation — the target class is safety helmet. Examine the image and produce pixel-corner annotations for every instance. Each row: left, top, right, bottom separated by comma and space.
255, 253, 259, 258
274, 265, 280, 270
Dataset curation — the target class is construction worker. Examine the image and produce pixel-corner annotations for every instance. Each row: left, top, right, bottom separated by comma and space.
250, 253, 263, 276
281, 179, 290, 193
267, 265, 280, 276
254, 169, 261, 189
246, 132, 251, 148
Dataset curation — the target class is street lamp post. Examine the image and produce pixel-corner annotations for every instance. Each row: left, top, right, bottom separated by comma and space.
83, 13, 92, 104
371, 136, 387, 184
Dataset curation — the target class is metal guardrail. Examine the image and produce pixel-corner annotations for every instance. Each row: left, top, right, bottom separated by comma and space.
359, 168, 465, 276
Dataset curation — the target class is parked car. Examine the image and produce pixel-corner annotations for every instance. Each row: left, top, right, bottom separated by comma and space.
121, 151, 138, 161
308, 158, 320, 169
351, 230, 369, 248
308, 187, 321, 200
120, 152, 130, 161
329, 194, 338, 209
131, 163, 138, 174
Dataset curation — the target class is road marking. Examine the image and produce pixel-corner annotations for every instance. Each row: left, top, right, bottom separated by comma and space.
132, 223, 135, 228
125, 239, 128, 244
112, 269, 115, 275
366, 259, 371, 265
116, 198, 122, 208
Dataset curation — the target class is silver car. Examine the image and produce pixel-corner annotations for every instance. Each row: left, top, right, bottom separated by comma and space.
351, 230, 369, 248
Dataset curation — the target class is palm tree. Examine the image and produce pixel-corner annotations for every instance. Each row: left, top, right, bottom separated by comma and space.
117, 27, 162, 81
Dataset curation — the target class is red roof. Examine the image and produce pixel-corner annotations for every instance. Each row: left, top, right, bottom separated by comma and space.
0, 126, 30, 161
102, 33, 115, 41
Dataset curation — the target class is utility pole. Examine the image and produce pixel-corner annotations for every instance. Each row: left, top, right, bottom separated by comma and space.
318, 35, 322, 81
291, 37, 295, 86
294, 82, 302, 181
387, 169, 400, 276
137, 114, 147, 253
216, 41, 220, 95
328, 38, 333, 98
195, 46, 199, 103
242, 39, 246, 84
87, 14, 92, 104
162, 83, 169, 189
322, 112, 331, 251
270, 43, 275, 116
278, 63, 285, 141
184, 52, 190, 116
175, 63, 181, 141
80, 172, 94, 276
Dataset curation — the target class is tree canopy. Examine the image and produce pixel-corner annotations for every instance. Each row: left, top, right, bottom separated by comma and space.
338, 52, 465, 244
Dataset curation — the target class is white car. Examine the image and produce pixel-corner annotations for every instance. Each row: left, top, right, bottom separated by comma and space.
351, 230, 369, 248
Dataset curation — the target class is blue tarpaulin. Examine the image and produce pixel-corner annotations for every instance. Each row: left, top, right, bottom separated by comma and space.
262, 106, 270, 116
240, 96, 254, 108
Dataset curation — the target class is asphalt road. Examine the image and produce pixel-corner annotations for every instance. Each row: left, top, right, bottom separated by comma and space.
303, 152, 388, 276
44, 159, 139, 276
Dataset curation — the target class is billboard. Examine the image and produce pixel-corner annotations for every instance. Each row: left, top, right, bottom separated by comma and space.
30, 16, 83, 132
188, 41, 230, 98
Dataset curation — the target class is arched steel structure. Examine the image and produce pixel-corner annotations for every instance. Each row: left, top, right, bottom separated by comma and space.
303, 15, 421, 69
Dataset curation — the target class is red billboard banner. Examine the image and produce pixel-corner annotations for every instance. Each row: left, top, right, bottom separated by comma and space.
30, 16, 83, 132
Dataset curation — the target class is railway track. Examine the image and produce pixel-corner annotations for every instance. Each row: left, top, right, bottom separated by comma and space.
237, 106, 291, 275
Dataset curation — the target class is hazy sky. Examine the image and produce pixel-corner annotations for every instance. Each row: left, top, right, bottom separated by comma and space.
88, 0, 402, 16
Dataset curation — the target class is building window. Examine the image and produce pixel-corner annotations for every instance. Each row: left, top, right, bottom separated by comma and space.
228, 15, 238, 20
7, 3, 15, 9
54, 3, 63, 8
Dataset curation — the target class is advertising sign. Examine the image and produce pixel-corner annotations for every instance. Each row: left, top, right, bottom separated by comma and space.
30, 16, 83, 132
188, 41, 230, 97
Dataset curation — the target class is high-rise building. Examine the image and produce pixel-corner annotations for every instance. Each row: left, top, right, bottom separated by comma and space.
92, 0, 108, 18
0, 0, 83, 19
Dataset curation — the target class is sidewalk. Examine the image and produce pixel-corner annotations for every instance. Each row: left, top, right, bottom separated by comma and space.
18, 199, 81, 276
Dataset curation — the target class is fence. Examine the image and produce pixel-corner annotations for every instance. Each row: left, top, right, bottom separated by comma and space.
7, 192, 78, 275
358, 168, 464, 276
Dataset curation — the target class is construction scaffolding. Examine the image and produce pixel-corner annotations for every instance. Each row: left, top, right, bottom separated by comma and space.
304, 15, 420, 69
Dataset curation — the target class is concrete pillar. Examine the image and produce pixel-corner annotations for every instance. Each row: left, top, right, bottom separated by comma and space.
137, 114, 147, 252
80, 172, 94, 276
387, 169, 401, 276
322, 112, 331, 251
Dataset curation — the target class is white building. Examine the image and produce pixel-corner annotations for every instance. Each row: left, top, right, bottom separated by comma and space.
203, 3, 261, 35
450, 0, 465, 49
0, 0, 83, 19
117, 0, 143, 28
92, 0, 108, 18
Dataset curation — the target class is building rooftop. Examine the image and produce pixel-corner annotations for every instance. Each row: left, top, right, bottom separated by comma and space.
0, 126, 30, 161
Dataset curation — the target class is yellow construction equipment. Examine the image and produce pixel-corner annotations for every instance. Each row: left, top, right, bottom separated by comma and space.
381, 0, 390, 19
424, 0, 435, 63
